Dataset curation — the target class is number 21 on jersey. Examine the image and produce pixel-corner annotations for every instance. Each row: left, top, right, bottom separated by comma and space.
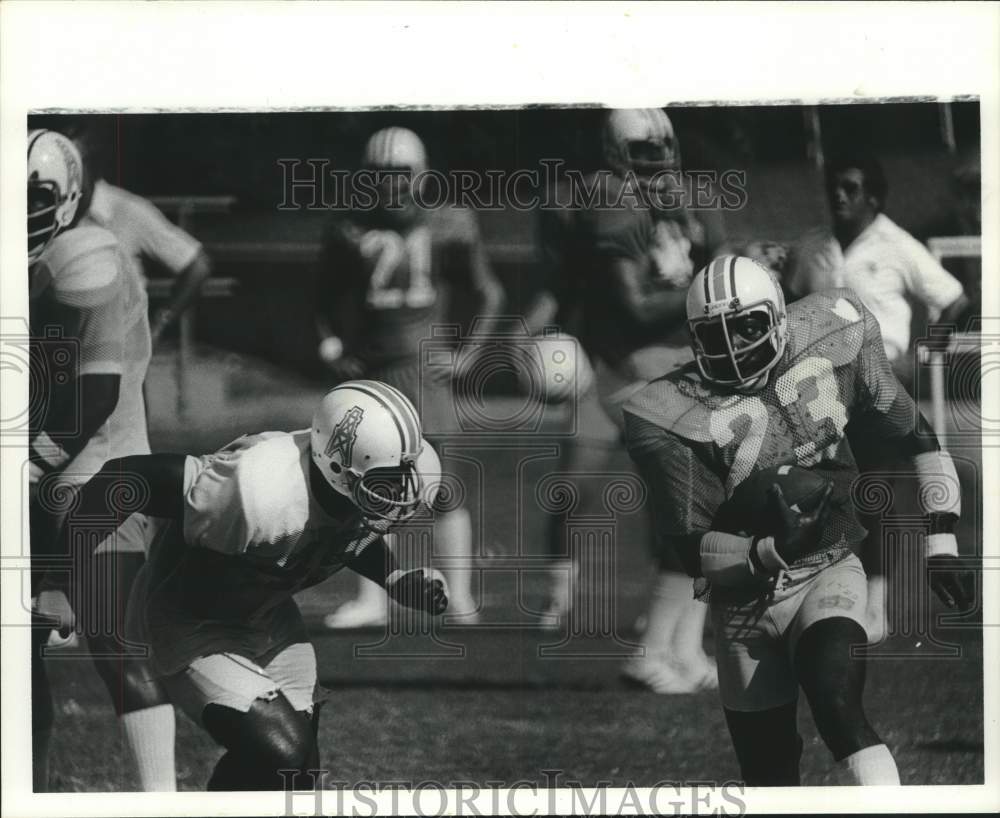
360, 226, 435, 309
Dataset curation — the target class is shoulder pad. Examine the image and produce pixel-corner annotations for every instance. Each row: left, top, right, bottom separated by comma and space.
785, 288, 867, 367
623, 363, 715, 442
43, 225, 121, 292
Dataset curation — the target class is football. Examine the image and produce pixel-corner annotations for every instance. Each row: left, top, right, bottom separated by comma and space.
713, 463, 833, 536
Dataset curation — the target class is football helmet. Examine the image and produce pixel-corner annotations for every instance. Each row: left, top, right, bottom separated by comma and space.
310, 380, 429, 523
28, 129, 84, 263
602, 109, 680, 179
686, 255, 788, 388
363, 127, 428, 223
363, 127, 428, 174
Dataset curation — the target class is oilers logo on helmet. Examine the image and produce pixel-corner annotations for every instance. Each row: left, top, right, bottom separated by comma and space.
324, 405, 365, 465
311, 380, 428, 523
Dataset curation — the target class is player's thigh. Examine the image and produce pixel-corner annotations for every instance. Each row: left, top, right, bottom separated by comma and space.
163, 648, 311, 727
710, 597, 798, 712
83, 550, 145, 648
261, 642, 320, 716
787, 554, 869, 656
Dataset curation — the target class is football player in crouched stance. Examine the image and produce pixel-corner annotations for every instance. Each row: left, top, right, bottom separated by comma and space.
42, 381, 448, 790
623, 256, 973, 786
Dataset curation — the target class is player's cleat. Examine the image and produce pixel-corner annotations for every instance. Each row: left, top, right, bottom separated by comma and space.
322, 600, 388, 629
690, 655, 719, 691
539, 559, 578, 630
621, 654, 718, 694
621, 656, 701, 694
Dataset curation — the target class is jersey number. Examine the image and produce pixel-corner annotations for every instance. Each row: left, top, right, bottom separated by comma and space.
710, 356, 849, 491
360, 227, 435, 309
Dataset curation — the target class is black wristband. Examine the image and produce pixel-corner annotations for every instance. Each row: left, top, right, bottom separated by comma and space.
928, 512, 958, 536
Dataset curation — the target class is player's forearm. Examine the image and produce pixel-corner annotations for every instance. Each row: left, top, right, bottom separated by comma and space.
699, 530, 786, 586
522, 290, 559, 336
37, 454, 187, 592
933, 292, 972, 333
347, 538, 399, 586
30, 374, 120, 473
155, 251, 213, 332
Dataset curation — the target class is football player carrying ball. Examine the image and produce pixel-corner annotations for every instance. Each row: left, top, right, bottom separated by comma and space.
624, 255, 972, 786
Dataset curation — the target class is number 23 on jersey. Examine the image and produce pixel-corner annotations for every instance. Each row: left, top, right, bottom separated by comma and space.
710, 356, 850, 492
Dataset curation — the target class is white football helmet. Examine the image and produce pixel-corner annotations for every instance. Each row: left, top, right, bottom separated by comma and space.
686, 255, 788, 388
363, 127, 428, 174
310, 380, 430, 523
363, 127, 427, 222
602, 109, 680, 179
28, 129, 84, 263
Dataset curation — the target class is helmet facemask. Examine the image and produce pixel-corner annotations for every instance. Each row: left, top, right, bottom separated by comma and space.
28, 180, 60, 261
689, 300, 786, 387
350, 459, 425, 525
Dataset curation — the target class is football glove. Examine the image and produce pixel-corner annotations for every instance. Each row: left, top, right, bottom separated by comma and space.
927, 554, 974, 612
766, 482, 833, 564
386, 568, 448, 615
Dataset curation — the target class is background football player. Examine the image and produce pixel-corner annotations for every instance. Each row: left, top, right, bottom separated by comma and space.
28, 130, 175, 791
40, 382, 448, 791
624, 256, 973, 784
528, 109, 727, 692
315, 127, 504, 627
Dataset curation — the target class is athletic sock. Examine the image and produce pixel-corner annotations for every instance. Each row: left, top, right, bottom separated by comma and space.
840, 743, 900, 785
121, 704, 177, 791
640, 570, 696, 659
435, 507, 475, 611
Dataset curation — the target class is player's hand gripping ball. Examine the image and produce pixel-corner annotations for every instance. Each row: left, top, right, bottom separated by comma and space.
715, 464, 832, 536
387, 568, 449, 615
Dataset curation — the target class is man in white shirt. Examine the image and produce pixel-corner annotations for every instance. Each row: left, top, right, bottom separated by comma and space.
88, 179, 213, 346
787, 155, 969, 370
784, 154, 970, 644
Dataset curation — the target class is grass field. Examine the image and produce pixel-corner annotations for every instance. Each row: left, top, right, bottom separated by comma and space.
40, 344, 986, 791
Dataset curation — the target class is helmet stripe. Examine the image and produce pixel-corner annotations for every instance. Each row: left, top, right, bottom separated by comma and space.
334, 382, 409, 458
351, 380, 421, 455
27, 129, 48, 158
728, 255, 738, 301
366, 381, 421, 454
706, 256, 724, 301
